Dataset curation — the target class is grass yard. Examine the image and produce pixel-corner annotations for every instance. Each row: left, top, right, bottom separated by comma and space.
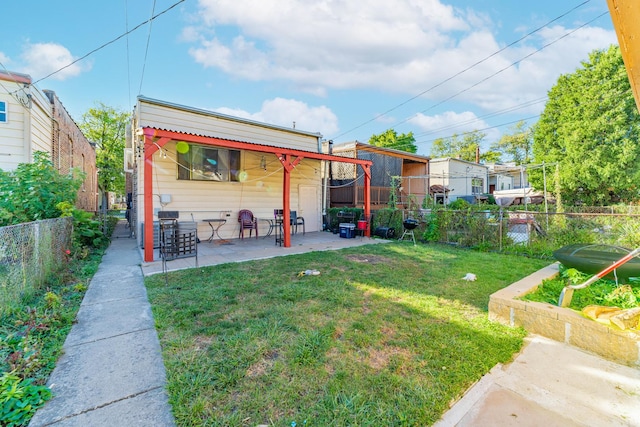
145, 243, 550, 426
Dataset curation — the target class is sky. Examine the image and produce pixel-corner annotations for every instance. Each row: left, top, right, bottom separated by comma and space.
1, 0, 618, 157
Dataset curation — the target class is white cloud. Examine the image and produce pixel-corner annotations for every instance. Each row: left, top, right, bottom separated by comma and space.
215, 97, 339, 136
411, 111, 490, 137
0, 52, 9, 64
187, 1, 616, 119
20, 43, 88, 81
410, 110, 500, 153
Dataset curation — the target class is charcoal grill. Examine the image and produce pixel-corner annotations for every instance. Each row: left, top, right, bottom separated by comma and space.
399, 218, 418, 245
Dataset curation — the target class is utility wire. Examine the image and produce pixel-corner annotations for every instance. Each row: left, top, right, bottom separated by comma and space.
390, 11, 610, 131
125, 0, 132, 109
138, 0, 157, 95
32, 0, 185, 85
341, 9, 613, 154
330, 0, 595, 140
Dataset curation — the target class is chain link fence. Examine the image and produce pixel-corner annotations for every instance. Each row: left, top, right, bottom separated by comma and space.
416, 209, 640, 256
0, 217, 73, 312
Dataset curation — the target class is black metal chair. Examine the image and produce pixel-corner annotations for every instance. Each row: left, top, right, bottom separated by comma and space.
291, 211, 305, 235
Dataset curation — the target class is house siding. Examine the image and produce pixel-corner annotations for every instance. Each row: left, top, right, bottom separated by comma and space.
137, 98, 320, 152
0, 79, 52, 171
0, 72, 98, 213
45, 90, 98, 212
132, 98, 324, 244
429, 158, 488, 201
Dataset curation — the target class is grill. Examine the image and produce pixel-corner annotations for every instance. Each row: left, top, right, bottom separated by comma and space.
403, 219, 419, 230
399, 218, 418, 245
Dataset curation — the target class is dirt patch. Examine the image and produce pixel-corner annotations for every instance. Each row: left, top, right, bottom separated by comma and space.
345, 254, 392, 264
366, 346, 412, 371
246, 350, 279, 377
193, 335, 214, 352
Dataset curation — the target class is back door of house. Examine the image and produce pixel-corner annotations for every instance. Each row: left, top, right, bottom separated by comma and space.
298, 185, 318, 232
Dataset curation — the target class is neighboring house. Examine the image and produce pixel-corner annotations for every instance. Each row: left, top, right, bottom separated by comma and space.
329, 141, 430, 209
486, 163, 546, 206
0, 71, 98, 212
129, 96, 372, 261
428, 157, 488, 204
486, 163, 528, 193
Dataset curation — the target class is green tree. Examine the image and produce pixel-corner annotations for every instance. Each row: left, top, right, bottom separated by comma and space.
491, 120, 533, 165
532, 45, 640, 205
368, 129, 417, 153
0, 152, 84, 226
431, 130, 500, 163
79, 104, 129, 209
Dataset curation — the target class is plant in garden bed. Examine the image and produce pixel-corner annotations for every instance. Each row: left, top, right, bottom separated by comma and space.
0, 221, 113, 426
146, 243, 549, 426
522, 267, 640, 311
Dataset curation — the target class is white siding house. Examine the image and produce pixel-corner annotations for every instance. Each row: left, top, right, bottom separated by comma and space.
0, 71, 52, 171
130, 97, 372, 260
428, 158, 488, 204
0, 71, 98, 212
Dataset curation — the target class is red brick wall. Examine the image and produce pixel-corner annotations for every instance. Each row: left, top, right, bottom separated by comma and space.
44, 90, 98, 213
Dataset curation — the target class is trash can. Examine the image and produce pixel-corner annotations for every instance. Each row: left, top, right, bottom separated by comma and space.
339, 223, 355, 238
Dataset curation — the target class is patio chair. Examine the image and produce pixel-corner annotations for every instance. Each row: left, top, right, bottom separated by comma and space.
291, 211, 305, 235
238, 209, 258, 239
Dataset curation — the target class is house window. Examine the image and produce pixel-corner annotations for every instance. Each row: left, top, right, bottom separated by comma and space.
471, 178, 484, 194
0, 101, 7, 123
177, 144, 241, 182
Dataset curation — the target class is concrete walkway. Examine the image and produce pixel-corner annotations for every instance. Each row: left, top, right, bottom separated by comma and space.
29, 221, 640, 426
29, 222, 175, 427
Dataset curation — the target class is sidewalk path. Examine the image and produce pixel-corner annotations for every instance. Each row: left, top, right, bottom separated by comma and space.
29, 221, 175, 427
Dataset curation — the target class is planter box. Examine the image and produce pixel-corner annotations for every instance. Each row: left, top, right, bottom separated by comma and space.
489, 263, 640, 367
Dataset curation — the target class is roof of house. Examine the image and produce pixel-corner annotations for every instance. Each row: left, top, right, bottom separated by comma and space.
429, 157, 488, 168
332, 141, 430, 163
137, 96, 323, 139
0, 70, 32, 85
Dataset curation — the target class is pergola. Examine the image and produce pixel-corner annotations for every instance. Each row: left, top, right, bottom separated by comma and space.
141, 127, 372, 262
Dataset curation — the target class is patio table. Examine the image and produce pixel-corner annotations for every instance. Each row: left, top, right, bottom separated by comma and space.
259, 218, 276, 238
202, 218, 227, 242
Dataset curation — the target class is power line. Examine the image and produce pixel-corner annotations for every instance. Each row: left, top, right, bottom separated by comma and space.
413, 97, 547, 138
329, 0, 595, 141
125, 0, 132, 109
138, 0, 158, 95
392, 11, 610, 130
32, 0, 185, 86
342, 9, 613, 155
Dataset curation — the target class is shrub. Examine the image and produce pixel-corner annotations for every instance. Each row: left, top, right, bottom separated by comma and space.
0, 152, 84, 226
0, 371, 51, 427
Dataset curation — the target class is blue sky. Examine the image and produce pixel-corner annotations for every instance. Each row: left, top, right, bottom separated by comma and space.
1, 0, 617, 156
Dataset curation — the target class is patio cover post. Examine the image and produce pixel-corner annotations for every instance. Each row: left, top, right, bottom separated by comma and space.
143, 133, 169, 262
362, 164, 371, 237
277, 153, 302, 247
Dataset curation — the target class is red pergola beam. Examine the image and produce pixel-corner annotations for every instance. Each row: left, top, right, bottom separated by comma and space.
141, 127, 372, 262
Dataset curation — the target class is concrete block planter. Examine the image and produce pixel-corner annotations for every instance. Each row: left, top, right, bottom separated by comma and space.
489, 263, 640, 367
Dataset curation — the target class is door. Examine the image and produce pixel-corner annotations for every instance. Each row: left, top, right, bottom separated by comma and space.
298, 185, 319, 232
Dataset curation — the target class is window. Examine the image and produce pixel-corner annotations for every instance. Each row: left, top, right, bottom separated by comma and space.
177, 144, 241, 182
471, 177, 484, 194
0, 101, 7, 123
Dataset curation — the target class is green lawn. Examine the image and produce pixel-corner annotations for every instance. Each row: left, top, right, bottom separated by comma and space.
145, 243, 550, 426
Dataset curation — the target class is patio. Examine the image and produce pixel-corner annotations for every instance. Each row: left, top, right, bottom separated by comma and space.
140, 230, 389, 276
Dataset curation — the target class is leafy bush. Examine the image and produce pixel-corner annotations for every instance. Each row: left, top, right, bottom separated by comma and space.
0, 371, 51, 427
0, 152, 84, 226
57, 202, 108, 253
448, 198, 471, 210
